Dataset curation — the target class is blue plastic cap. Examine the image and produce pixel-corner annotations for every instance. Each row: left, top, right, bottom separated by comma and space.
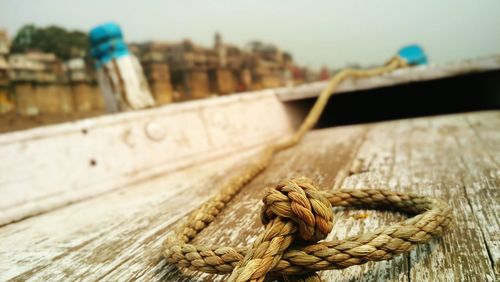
89, 23, 129, 67
398, 45, 428, 65
89, 22, 123, 45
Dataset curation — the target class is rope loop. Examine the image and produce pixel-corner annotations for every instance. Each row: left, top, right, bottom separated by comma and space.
162, 56, 453, 281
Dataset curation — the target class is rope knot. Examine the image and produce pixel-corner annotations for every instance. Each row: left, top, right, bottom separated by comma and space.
261, 177, 333, 242
228, 177, 333, 282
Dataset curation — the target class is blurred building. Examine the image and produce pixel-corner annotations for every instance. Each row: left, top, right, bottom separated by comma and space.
64, 58, 103, 112
131, 33, 302, 101
0, 29, 13, 113
136, 42, 173, 104
7, 48, 103, 115
9, 51, 70, 115
1, 31, 313, 117
9, 51, 63, 83
65, 58, 89, 82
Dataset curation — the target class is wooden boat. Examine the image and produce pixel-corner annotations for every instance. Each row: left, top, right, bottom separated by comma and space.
0, 56, 499, 281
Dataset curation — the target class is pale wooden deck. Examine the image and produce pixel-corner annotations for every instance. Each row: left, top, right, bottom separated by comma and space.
1, 110, 499, 281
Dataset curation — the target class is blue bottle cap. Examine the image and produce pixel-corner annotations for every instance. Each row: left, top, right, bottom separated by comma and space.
89, 22, 123, 45
89, 23, 129, 67
398, 45, 428, 65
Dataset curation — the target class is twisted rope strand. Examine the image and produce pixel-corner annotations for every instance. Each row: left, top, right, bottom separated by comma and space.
165, 187, 451, 275
163, 57, 452, 281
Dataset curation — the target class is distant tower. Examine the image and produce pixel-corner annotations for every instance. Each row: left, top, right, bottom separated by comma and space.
214, 32, 222, 48
214, 32, 226, 67
0, 29, 10, 58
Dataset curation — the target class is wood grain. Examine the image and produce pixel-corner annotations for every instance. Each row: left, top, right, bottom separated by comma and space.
0, 111, 498, 281
0, 147, 266, 281
0, 90, 294, 226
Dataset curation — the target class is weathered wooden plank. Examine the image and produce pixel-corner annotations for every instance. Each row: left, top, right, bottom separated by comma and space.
0, 111, 498, 281
165, 110, 499, 281
321, 112, 498, 281
0, 147, 265, 281
458, 113, 500, 278
360, 114, 497, 281
0, 90, 294, 226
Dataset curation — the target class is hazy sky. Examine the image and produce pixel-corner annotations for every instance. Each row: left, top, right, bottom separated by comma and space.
1, 0, 500, 68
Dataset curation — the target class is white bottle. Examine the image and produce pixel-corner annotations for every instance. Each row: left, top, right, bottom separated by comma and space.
90, 22, 155, 112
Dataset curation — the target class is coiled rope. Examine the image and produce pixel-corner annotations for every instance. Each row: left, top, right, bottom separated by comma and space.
163, 56, 452, 281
